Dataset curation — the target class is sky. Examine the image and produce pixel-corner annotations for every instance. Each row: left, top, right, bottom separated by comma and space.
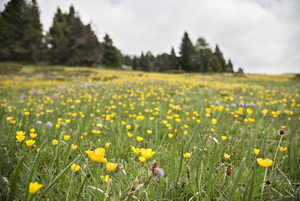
1, 0, 300, 74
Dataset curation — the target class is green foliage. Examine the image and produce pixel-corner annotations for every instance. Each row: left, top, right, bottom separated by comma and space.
179, 31, 196, 72
101, 34, 122, 68
132, 56, 138, 70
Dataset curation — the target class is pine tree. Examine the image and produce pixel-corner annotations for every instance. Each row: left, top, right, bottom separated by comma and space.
214, 45, 226, 72
179, 32, 195, 72
226, 59, 234, 73
22, 0, 44, 63
101, 34, 121, 68
194, 37, 213, 72
139, 52, 149, 71
0, 0, 27, 62
47, 7, 70, 65
132, 56, 138, 70
168, 47, 178, 70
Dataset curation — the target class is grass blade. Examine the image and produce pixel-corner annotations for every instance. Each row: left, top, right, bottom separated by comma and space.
228, 157, 246, 201
8, 155, 26, 201
37, 157, 80, 201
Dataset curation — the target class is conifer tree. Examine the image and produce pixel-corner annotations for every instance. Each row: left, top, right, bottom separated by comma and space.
101, 34, 121, 68
22, 0, 44, 63
139, 52, 149, 71
214, 45, 226, 72
132, 56, 138, 70
0, 0, 27, 61
168, 47, 178, 70
194, 37, 213, 72
179, 32, 195, 72
226, 59, 234, 73
47, 7, 69, 64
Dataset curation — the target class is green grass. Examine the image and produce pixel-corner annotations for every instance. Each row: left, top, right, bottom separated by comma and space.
0, 69, 299, 200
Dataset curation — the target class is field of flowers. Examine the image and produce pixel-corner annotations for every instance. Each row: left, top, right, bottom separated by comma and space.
1, 68, 299, 200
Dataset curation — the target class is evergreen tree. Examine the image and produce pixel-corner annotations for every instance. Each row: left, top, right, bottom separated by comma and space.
194, 37, 213, 72
22, 0, 45, 63
122, 55, 132, 66
226, 59, 234, 73
0, 0, 27, 62
132, 56, 138, 70
214, 45, 226, 72
139, 52, 149, 71
237, 67, 244, 74
146, 51, 155, 72
179, 32, 195, 72
47, 7, 69, 65
168, 47, 178, 70
101, 34, 121, 68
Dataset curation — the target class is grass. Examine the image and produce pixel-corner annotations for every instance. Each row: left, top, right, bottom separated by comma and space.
0, 67, 299, 200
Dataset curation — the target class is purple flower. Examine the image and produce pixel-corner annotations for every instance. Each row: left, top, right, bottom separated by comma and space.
239, 102, 244, 107
36, 120, 42, 125
215, 101, 220, 106
61, 122, 67, 127
231, 103, 236, 108
46, 122, 52, 128
154, 167, 164, 178
250, 103, 256, 107
246, 103, 251, 107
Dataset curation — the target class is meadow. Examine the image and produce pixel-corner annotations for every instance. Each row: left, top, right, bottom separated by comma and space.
0, 67, 299, 200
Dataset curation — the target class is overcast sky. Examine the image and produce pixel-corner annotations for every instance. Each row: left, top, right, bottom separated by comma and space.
1, 0, 300, 74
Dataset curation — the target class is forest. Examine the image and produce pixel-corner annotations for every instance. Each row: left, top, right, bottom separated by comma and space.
0, 0, 241, 73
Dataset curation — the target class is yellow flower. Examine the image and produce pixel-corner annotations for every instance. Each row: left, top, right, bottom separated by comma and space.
52, 139, 58, 145
30, 133, 37, 138
16, 135, 25, 142
11, 120, 16, 124
122, 121, 126, 125
147, 130, 152, 134
183, 131, 188, 135
141, 148, 155, 159
224, 153, 230, 160
25, 111, 30, 116
65, 119, 71, 123
221, 136, 227, 141
279, 146, 287, 151
126, 124, 131, 130
106, 162, 118, 171
257, 158, 273, 168
101, 175, 110, 182
136, 136, 144, 141
168, 134, 173, 138
16, 131, 25, 135
132, 146, 141, 154
87, 148, 105, 162
37, 148, 40, 152
212, 119, 217, 125
183, 153, 191, 158
149, 117, 154, 120
71, 144, 78, 150
29, 182, 43, 194
139, 156, 146, 162
71, 163, 80, 172
105, 143, 111, 148
127, 132, 133, 137
30, 128, 35, 133
254, 148, 260, 155
25, 140, 35, 146
63, 135, 70, 140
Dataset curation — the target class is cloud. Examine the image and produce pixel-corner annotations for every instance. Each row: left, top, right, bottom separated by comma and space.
1, 0, 299, 74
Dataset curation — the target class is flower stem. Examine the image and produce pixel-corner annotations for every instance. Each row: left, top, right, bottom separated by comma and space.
261, 167, 268, 201
66, 171, 74, 201
270, 135, 283, 178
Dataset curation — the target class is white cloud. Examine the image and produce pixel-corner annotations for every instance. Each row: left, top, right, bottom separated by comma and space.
1, 0, 299, 74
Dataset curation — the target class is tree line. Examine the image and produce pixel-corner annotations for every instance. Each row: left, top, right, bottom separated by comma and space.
0, 0, 242, 73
